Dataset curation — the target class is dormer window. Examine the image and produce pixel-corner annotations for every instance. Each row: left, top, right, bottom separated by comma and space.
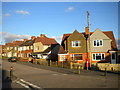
93, 40, 103, 47
72, 41, 80, 47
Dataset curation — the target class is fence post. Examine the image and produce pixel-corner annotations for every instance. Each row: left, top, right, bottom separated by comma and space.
77, 65, 80, 74
70, 62, 73, 69
62, 61, 64, 68
104, 67, 107, 76
56, 61, 58, 67
50, 60, 51, 66
10, 67, 13, 80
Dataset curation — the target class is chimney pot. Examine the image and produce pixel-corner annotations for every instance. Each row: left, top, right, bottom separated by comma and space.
31, 36, 36, 40
40, 34, 46, 37
24, 39, 28, 42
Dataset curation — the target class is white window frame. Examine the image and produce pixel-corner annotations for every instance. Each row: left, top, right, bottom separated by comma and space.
20, 53, 24, 57
14, 47, 17, 50
72, 41, 80, 47
70, 54, 83, 61
59, 54, 67, 61
93, 40, 103, 47
14, 53, 17, 57
92, 53, 105, 61
31, 46, 33, 49
36, 46, 39, 50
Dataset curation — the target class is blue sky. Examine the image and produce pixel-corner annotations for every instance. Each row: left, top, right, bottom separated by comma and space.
1, 2, 118, 46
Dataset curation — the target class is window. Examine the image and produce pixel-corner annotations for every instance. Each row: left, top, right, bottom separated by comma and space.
14, 47, 17, 50
36, 46, 39, 50
72, 41, 80, 47
31, 46, 33, 49
20, 53, 24, 57
92, 53, 105, 60
7, 47, 10, 50
93, 40, 103, 47
60, 55, 66, 61
14, 53, 17, 57
71, 54, 82, 61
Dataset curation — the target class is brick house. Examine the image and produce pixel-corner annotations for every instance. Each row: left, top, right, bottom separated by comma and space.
19, 36, 36, 58
59, 28, 118, 65
32, 34, 59, 61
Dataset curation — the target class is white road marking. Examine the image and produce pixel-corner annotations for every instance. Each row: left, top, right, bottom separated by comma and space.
52, 74, 58, 75
52, 73, 68, 75
19, 79, 42, 89
16, 81, 29, 89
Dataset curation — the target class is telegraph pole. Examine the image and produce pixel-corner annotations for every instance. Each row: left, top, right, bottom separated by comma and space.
87, 11, 91, 68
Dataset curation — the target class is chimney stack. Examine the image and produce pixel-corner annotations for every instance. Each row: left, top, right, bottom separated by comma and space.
40, 34, 46, 37
31, 36, 36, 40
85, 27, 89, 35
24, 39, 28, 42
13, 41, 16, 43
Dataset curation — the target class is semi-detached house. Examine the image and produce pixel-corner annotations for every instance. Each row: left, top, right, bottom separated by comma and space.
32, 34, 59, 61
58, 27, 118, 65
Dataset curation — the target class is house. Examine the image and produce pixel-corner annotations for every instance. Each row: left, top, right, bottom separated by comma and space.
60, 30, 87, 63
89, 29, 117, 65
4, 43, 14, 57
59, 27, 118, 65
32, 34, 59, 61
58, 45, 67, 62
10, 41, 23, 57
19, 36, 36, 58
1, 45, 5, 57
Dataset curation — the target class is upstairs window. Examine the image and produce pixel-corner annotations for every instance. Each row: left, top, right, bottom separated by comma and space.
92, 53, 105, 60
14, 47, 17, 50
72, 41, 80, 47
93, 40, 103, 47
36, 46, 39, 50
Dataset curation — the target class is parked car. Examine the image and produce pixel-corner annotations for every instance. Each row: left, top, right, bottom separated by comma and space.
8, 57, 17, 62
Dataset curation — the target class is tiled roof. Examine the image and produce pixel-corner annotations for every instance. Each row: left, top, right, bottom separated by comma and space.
34, 36, 58, 45
58, 45, 67, 54
13, 41, 23, 46
20, 39, 34, 46
5, 43, 14, 47
62, 30, 117, 51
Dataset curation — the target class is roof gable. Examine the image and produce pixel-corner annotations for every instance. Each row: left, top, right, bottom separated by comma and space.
90, 29, 111, 40
68, 30, 85, 40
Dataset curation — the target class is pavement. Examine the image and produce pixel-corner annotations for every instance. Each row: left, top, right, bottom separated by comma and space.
17, 61, 120, 76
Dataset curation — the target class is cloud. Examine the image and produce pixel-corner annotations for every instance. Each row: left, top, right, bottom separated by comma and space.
15, 10, 29, 15
4, 13, 11, 16
66, 6, 75, 12
0, 32, 31, 43
51, 36, 62, 40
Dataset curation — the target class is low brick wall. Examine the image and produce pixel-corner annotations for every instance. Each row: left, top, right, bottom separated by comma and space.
20, 58, 29, 62
35, 59, 48, 66
97, 63, 120, 71
70, 62, 85, 69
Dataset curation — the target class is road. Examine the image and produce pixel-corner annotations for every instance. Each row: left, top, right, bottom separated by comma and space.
2, 59, 119, 89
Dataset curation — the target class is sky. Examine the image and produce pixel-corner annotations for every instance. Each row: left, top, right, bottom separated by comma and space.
1, 2, 119, 48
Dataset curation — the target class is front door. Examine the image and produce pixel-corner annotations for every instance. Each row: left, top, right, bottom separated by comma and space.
111, 53, 116, 64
